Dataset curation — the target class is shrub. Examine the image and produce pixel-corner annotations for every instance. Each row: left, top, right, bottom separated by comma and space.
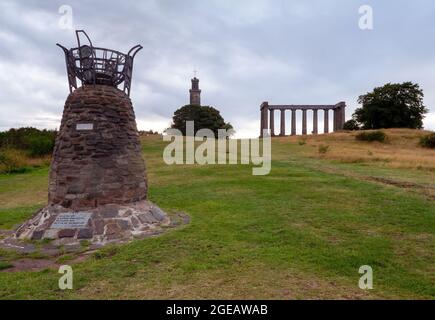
355, 130, 386, 143
0, 149, 29, 174
0, 127, 56, 157
298, 139, 306, 145
420, 133, 435, 149
318, 144, 330, 154
343, 119, 360, 131
25, 136, 55, 157
0, 261, 13, 271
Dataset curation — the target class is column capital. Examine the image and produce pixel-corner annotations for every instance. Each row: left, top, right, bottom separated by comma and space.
335, 101, 346, 108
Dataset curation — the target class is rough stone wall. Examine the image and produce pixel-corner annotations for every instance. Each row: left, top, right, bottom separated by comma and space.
48, 85, 147, 209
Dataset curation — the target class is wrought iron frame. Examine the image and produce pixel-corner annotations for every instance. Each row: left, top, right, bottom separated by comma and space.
57, 30, 142, 96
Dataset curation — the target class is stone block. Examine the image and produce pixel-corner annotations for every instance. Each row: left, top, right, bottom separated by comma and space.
43, 229, 58, 239
77, 228, 93, 239
93, 219, 105, 235
58, 229, 76, 238
150, 206, 166, 221
100, 205, 118, 218
31, 230, 44, 240
105, 222, 121, 235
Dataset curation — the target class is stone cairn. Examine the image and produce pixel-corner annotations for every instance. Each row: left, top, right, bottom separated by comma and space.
11, 31, 173, 247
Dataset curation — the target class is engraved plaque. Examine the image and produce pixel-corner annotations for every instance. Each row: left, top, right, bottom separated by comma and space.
76, 123, 93, 130
51, 212, 91, 229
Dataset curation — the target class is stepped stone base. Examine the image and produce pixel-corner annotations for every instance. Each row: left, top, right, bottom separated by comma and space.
13, 200, 170, 246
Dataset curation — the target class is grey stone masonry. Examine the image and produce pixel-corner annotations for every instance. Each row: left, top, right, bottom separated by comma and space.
313, 109, 318, 134
260, 102, 345, 136
324, 109, 329, 133
291, 109, 296, 136
14, 201, 172, 246
189, 77, 201, 106
260, 102, 269, 137
269, 109, 275, 136
48, 85, 147, 209
302, 109, 307, 135
280, 109, 286, 136
11, 84, 179, 246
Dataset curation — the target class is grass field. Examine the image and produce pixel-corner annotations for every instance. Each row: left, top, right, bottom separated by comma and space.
0, 129, 434, 299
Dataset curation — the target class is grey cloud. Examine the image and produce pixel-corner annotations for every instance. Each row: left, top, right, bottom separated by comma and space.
0, 0, 434, 136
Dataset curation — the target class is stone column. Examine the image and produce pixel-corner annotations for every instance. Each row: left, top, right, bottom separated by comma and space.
333, 108, 337, 131
338, 107, 342, 130
260, 102, 269, 137
260, 107, 264, 136
270, 109, 275, 136
313, 109, 318, 134
302, 109, 307, 135
291, 109, 296, 135
280, 109, 286, 136
324, 109, 329, 133
340, 102, 346, 129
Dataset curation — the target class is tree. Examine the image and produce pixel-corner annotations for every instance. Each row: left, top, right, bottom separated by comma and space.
354, 82, 428, 129
170, 104, 233, 136
343, 119, 360, 131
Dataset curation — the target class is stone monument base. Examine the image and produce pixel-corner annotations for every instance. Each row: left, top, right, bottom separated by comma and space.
13, 201, 170, 246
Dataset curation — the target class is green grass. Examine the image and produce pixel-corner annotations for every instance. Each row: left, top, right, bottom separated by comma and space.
0, 137, 433, 299
0, 261, 13, 271
0, 205, 41, 229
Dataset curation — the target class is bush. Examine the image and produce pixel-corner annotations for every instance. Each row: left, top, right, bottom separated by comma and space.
420, 133, 435, 149
0, 149, 29, 174
355, 130, 386, 142
343, 119, 360, 131
318, 144, 330, 154
25, 136, 55, 156
298, 139, 306, 145
0, 127, 56, 157
0, 261, 13, 271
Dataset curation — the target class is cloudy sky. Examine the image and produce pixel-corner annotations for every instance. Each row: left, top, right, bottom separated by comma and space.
1, 0, 434, 137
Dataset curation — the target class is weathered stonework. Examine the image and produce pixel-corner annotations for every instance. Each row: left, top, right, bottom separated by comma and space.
14, 201, 171, 246
260, 102, 346, 136
49, 85, 147, 209
2, 32, 185, 250
9, 85, 178, 246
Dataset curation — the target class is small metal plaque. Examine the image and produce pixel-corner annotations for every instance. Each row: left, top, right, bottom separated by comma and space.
76, 123, 93, 131
51, 212, 91, 229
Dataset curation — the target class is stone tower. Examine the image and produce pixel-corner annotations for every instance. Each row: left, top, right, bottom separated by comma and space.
189, 77, 201, 106
14, 30, 170, 245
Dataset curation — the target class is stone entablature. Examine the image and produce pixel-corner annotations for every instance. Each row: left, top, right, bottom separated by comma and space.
260, 101, 346, 136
